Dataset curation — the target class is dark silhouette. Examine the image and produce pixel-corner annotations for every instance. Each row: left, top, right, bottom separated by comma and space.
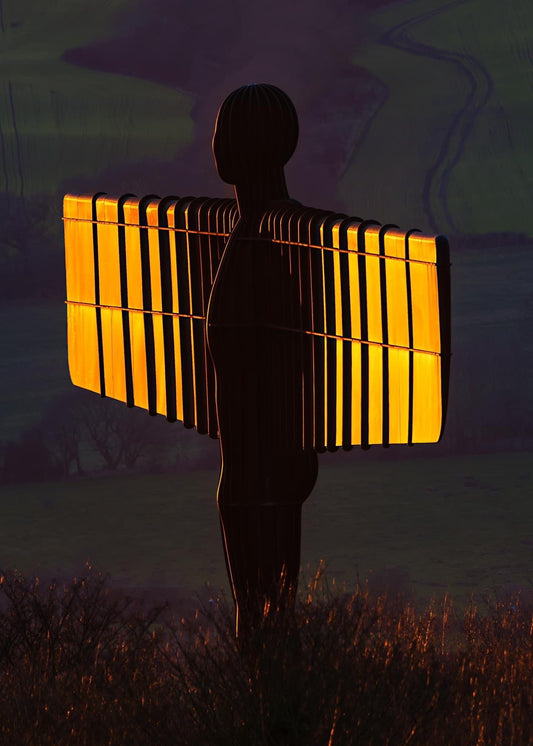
63, 85, 450, 641
206, 84, 318, 636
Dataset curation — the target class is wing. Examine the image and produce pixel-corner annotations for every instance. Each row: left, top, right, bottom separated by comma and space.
64, 193, 450, 451
64, 192, 238, 437
261, 204, 451, 451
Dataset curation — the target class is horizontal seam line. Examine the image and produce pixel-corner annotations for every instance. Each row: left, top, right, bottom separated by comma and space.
66, 301, 440, 355
63, 217, 438, 265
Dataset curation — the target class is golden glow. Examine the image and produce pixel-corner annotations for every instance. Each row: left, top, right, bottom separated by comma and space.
350, 342, 362, 445
347, 249, 361, 339
123, 199, 144, 310
364, 226, 383, 345
172, 316, 184, 421
368, 344, 383, 444
67, 302, 100, 393
322, 335, 328, 446
167, 204, 185, 422
387, 347, 410, 443
64, 194, 95, 304
100, 307, 126, 402
184, 203, 199, 429
412, 353, 442, 442
332, 241, 343, 336
335, 338, 344, 446
64, 194, 448, 448
147, 201, 163, 312
64, 194, 100, 395
96, 198, 122, 308
152, 312, 167, 417
384, 231, 409, 349
129, 309, 149, 410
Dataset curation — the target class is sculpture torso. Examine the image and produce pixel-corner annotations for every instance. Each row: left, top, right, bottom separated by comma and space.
206, 208, 317, 506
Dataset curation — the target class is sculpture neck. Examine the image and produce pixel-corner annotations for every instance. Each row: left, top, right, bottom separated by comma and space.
233, 168, 289, 219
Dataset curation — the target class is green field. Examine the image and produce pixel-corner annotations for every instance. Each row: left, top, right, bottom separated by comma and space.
0, 0, 193, 200
3, 0, 533, 238
1, 451, 532, 612
341, 0, 533, 236
0, 299, 69, 437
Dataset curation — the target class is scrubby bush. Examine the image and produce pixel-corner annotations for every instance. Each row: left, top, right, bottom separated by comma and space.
0, 565, 531, 744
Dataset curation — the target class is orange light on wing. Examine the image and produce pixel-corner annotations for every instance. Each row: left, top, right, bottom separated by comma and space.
409, 233, 440, 355
364, 225, 383, 346
95, 198, 127, 403
350, 341, 362, 446
152, 311, 167, 417
100, 306, 127, 403
412, 352, 442, 442
147, 200, 163, 313
64, 194, 449, 448
368, 343, 383, 444
384, 230, 410, 444
64, 194, 101, 394
387, 347, 410, 444
129, 309, 149, 410
96, 197, 122, 309
64, 194, 96, 305
166, 202, 185, 422
67, 301, 100, 393
384, 230, 409, 349
123, 199, 144, 311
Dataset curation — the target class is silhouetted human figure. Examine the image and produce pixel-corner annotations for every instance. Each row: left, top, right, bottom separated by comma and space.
206, 84, 318, 637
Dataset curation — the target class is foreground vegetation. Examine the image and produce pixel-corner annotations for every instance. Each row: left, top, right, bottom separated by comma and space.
0, 564, 531, 745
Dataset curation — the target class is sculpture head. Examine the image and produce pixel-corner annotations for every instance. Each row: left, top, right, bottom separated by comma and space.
212, 83, 299, 186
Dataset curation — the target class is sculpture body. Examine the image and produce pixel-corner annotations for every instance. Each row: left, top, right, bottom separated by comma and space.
63, 83, 450, 639
207, 85, 318, 633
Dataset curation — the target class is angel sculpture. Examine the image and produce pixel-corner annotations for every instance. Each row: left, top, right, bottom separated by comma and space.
64, 83, 450, 637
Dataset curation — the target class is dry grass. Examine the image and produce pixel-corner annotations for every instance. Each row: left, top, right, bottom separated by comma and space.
0, 564, 531, 745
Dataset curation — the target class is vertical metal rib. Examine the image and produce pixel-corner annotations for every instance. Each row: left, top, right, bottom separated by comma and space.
322, 215, 341, 452
405, 228, 418, 446
159, 195, 179, 423
174, 197, 195, 428
139, 194, 160, 416
358, 219, 379, 449
117, 193, 136, 408
338, 218, 354, 450
285, 205, 305, 455
309, 212, 326, 452
91, 193, 106, 397
378, 224, 398, 448
295, 209, 313, 452
204, 199, 224, 437
436, 234, 451, 439
292, 207, 318, 452
188, 198, 208, 433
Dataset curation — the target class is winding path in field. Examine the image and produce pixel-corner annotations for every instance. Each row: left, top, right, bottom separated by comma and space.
381, 0, 493, 233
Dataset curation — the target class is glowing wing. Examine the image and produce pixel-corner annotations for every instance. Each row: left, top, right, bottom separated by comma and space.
64, 194, 450, 450
64, 193, 238, 437
261, 204, 451, 451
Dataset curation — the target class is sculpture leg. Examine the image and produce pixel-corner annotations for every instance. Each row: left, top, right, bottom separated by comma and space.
218, 501, 303, 637
217, 451, 318, 638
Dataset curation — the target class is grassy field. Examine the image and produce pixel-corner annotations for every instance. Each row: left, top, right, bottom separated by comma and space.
340, 0, 533, 237
0, 0, 193, 200
0, 299, 70, 438
3, 0, 533, 238
1, 451, 532, 612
